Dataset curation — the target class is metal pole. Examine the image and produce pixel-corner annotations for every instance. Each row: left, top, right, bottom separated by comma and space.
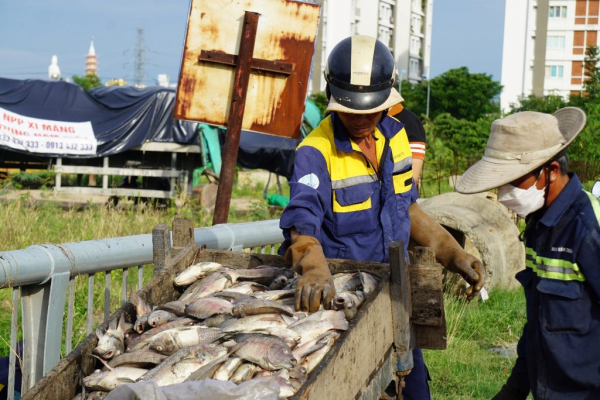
213, 11, 261, 225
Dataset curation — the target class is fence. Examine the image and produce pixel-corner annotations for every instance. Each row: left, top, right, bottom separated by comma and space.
0, 219, 284, 400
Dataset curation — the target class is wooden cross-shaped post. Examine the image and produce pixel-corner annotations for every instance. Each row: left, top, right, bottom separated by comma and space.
200, 11, 294, 225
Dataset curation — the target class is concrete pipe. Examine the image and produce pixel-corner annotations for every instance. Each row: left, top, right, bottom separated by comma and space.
418, 192, 525, 291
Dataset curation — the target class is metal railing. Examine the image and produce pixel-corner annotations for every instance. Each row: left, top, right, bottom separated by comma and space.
0, 219, 283, 399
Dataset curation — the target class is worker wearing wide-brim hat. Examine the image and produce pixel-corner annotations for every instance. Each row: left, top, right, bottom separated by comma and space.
279, 35, 486, 399
456, 108, 600, 399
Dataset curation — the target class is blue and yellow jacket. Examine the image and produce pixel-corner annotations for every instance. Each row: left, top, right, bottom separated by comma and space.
507, 173, 600, 398
279, 112, 417, 263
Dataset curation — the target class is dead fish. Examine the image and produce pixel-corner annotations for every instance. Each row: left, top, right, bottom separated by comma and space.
139, 343, 227, 386
83, 367, 148, 391
231, 333, 297, 370
232, 298, 294, 317
205, 314, 235, 328
133, 314, 150, 334
184, 355, 229, 382
107, 350, 167, 369
333, 273, 363, 292
130, 292, 153, 317
332, 292, 358, 320
213, 357, 243, 381
87, 392, 108, 400
359, 272, 379, 294
180, 270, 237, 301
212, 291, 254, 302
219, 314, 287, 333
268, 275, 289, 290
128, 317, 195, 351
282, 277, 299, 290
185, 297, 233, 320
301, 336, 336, 374
174, 262, 223, 286
157, 300, 187, 316
293, 331, 339, 362
93, 314, 126, 360
228, 281, 269, 294
230, 363, 257, 383
289, 310, 348, 345
235, 266, 295, 285
246, 326, 302, 349
148, 326, 223, 355
253, 289, 295, 301
147, 310, 177, 328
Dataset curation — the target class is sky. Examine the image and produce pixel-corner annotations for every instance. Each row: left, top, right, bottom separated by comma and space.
0, 0, 506, 86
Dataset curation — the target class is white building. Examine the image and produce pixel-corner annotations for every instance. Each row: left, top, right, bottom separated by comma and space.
501, 0, 599, 112
310, 0, 434, 94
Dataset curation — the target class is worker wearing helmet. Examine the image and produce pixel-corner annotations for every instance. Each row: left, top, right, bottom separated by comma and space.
279, 35, 485, 399
456, 108, 600, 399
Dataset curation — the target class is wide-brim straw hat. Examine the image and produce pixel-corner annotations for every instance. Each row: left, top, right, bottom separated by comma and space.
455, 107, 586, 194
326, 87, 404, 114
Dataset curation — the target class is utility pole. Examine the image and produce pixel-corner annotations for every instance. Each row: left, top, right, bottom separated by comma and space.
134, 28, 146, 87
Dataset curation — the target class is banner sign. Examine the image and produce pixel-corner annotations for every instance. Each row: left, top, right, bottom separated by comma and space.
0, 107, 97, 155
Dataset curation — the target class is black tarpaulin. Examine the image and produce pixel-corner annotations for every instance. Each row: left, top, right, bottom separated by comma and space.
0, 78, 198, 158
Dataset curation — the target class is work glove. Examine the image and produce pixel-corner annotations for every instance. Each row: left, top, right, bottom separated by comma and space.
284, 235, 335, 313
445, 250, 485, 301
492, 383, 529, 400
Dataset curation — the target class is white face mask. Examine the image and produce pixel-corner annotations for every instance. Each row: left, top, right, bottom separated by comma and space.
497, 173, 545, 218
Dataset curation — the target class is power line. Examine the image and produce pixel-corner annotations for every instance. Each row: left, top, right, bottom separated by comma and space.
134, 29, 146, 87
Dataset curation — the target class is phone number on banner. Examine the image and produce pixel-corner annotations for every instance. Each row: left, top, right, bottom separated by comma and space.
0, 134, 96, 155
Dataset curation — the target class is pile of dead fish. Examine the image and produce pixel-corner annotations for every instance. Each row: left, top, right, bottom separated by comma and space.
79, 262, 380, 399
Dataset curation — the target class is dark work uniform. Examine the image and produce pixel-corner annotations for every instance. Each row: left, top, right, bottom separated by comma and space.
506, 174, 600, 399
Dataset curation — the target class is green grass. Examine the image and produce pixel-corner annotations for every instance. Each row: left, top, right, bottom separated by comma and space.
425, 289, 526, 399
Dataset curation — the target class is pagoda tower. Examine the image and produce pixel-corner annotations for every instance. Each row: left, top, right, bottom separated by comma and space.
85, 38, 98, 76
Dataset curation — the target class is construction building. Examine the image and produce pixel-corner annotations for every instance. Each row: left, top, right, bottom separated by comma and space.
310, 0, 434, 94
501, 0, 600, 112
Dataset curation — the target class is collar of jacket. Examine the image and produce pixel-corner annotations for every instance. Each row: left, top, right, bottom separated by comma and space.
330, 112, 403, 154
535, 172, 582, 227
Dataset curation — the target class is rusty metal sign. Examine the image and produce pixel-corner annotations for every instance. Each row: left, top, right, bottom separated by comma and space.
174, 0, 321, 139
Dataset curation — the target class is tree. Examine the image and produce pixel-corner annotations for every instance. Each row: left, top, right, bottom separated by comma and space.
584, 45, 600, 101
399, 67, 502, 122
72, 73, 102, 91
509, 93, 569, 114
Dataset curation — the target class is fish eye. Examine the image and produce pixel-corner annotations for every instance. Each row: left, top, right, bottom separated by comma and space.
156, 346, 163, 351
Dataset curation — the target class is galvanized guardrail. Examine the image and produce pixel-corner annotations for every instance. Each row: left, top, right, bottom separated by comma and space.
0, 219, 284, 400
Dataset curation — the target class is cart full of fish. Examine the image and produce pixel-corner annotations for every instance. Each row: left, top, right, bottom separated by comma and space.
80, 262, 381, 399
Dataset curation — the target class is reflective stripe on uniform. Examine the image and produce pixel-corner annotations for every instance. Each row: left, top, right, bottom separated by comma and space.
393, 157, 413, 173
331, 174, 377, 189
525, 247, 585, 281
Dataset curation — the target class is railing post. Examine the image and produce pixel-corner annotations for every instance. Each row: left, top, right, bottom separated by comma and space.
152, 224, 171, 275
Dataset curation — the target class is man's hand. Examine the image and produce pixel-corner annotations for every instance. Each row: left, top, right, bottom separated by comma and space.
445, 250, 485, 301
284, 234, 336, 312
295, 267, 335, 313
409, 203, 485, 301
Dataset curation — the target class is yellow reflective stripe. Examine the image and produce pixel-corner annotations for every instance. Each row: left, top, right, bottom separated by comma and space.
333, 193, 371, 213
525, 247, 585, 281
583, 189, 600, 223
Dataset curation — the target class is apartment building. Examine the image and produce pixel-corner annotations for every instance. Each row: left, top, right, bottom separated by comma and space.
501, 0, 600, 112
310, 0, 434, 94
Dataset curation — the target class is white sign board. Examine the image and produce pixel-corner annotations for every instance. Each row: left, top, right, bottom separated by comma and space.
0, 107, 97, 155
